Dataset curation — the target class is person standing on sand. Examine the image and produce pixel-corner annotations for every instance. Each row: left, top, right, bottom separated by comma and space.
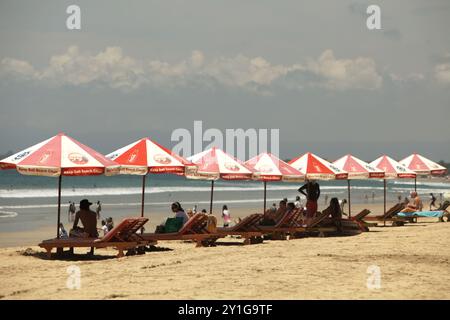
95, 201, 102, 220
68, 201, 76, 222
429, 193, 437, 210
222, 205, 231, 227
68, 201, 72, 222
372, 192, 375, 203
298, 179, 320, 222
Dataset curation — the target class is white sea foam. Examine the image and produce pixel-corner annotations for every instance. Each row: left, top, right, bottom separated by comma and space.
0, 181, 448, 199
0, 211, 18, 218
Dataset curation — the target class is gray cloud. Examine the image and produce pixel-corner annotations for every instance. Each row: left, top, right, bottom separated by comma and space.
1, 46, 383, 93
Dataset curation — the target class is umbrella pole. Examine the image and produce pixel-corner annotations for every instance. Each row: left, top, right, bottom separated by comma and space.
56, 175, 62, 239
263, 181, 267, 213
414, 177, 417, 192
209, 180, 214, 214
141, 174, 146, 217
347, 180, 351, 218
383, 179, 386, 226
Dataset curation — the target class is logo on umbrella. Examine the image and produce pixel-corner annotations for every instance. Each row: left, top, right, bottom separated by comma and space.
258, 164, 273, 173
224, 162, 240, 171
39, 151, 53, 164
14, 151, 30, 161
153, 154, 172, 164
68, 153, 89, 165
128, 150, 139, 163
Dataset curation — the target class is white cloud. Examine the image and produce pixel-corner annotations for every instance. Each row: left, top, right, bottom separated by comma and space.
0, 46, 383, 92
306, 50, 382, 90
435, 63, 450, 85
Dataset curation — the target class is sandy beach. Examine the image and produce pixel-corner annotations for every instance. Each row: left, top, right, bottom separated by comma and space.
0, 202, 449, 300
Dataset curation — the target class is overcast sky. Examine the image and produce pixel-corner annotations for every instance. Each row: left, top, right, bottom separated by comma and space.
0, 0, 449, 162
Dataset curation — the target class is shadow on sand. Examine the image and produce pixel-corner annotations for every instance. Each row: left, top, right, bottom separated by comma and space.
17, 245, 174, 261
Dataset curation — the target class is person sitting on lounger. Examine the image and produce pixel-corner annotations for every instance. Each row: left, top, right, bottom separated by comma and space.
155, 202, 190, 233
71, 199, 98, 255
106, 217, 114, 231
401, 191, 423, 213
261, 200, 287, 226
72, 199, 98, 238
171, 202, 189, 225
328, 198, 343, 233
286, 202, 296, 214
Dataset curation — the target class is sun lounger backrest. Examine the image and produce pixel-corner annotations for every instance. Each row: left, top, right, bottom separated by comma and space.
308, 208, 331, 228
437, 201, 450, 211
353, 209, 371, 221
178, 213, 209, 235
274, 209, 296, 228
230, 213, 262, 231
385, 203, 405, 218
115, 217, 148, 240
289, 208, 303, 227
98, 217, 148, 243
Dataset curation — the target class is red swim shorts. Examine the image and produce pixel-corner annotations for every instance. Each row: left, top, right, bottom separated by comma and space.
306, 200, 318, 218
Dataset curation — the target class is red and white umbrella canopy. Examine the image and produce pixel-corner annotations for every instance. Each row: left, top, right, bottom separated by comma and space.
333, 154, 385, 179
370, 155, 416, 179
186, 147, 253, 180
245, 152, 305, 182
106, 138, 195, 175
0, 133, 119, 177
288, 152, 348, 180
399, 153, 447, 176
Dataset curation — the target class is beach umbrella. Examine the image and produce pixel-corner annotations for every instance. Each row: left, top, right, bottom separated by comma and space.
106, 138, 196, 217
0, 133, 119, 238
370, 155, 416, 218
288, 152, 348, 180
399, 153, 448, 191
245, 152, 305, 213
186, 147, 253, 213
333, 154, 385, 217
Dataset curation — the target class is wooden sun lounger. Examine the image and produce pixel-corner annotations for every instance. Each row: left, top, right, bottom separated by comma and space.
216, 213, 264, 244
364, 203, 414, 226
257, 208, 335, 238
39, 217, 149, 258
255, 208, 302, 234
364, 203, 404, 220
141, 213, 223, 247
288, 208, 338, 237
349, 209, 377, 230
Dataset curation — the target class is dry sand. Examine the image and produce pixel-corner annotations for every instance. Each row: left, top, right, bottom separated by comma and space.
0, 202, 449, 300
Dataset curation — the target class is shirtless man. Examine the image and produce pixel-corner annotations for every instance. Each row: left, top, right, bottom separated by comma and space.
73, 199, 98, 255
298, 180, 320, 219
401, 191, 423, 213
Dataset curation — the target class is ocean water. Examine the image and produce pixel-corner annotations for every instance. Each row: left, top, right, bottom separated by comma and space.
0, 170, 449, 233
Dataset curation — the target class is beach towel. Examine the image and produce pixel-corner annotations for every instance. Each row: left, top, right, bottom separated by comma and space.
397, 211, 444, 218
